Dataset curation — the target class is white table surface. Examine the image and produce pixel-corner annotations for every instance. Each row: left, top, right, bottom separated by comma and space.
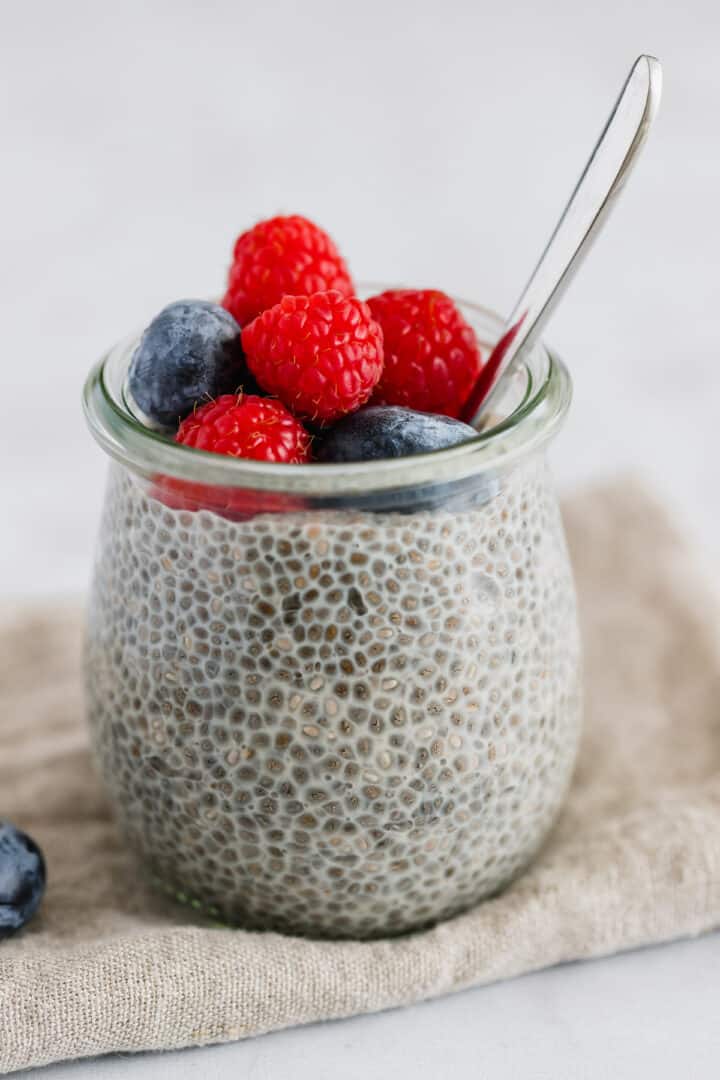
2, 0, 719, 1075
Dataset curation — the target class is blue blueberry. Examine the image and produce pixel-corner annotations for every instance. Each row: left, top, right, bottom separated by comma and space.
127, 300, 252, 431
0, 821, 46, 939
314, 405, 478, 463
314, 406, 499, 513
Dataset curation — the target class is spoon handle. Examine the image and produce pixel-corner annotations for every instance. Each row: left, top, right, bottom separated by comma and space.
464, 54, 662, 427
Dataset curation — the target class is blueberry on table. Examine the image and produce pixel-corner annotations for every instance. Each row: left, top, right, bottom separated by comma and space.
0, 821, 46, 939
127, 300, 251, 432
313, 405, 478, 462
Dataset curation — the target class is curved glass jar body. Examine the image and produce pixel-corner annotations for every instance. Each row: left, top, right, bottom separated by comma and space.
83, 300, 582, 939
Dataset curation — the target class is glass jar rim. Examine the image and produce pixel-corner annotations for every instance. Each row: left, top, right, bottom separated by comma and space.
82, 296, 572, 497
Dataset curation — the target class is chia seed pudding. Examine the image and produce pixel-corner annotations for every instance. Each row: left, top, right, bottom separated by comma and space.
85, 451, 581, 939
83, 275, 582, 939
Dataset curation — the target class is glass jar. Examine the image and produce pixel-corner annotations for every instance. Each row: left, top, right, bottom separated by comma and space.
82, 298, 581, 940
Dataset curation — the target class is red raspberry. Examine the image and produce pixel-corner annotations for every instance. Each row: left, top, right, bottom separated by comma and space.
222, 215, 354, 325
241, 291, 384, 424
175, 393, 311, 463
152, 476, 305, 519
367, 289, 483, 419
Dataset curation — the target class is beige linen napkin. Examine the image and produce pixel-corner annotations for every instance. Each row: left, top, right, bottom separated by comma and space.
1, 480, 719, 1074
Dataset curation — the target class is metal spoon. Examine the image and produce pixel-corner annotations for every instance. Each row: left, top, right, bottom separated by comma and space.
463, 54, 662, 428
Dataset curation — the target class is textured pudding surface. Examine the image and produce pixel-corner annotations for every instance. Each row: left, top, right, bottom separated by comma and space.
85, 457, 582, 938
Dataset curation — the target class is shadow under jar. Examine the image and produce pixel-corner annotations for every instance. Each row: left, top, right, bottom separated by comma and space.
82, 297, 582, 940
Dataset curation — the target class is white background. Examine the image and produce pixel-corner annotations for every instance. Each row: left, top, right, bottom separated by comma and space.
1, 0, 719, 1076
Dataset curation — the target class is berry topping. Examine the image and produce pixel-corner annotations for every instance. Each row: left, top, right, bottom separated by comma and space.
0, 821, 46, 939
152, 476, 306, 520
242, 291, 384, 424
314, 405, 477, 462
176, 393, 311, 464
222, 214, 354, 325
127, 300, 250, 431
367, 289, 483, 419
